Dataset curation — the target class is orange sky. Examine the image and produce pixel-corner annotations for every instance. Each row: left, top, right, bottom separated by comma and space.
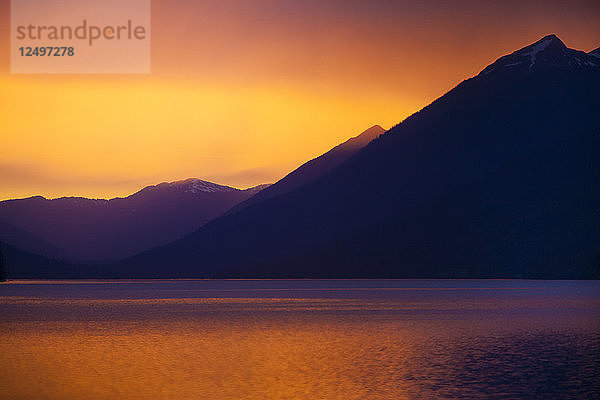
1, 0, 599, 200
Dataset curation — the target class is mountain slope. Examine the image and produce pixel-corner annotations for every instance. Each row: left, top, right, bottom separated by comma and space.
1, 242, 85, 279
0, 219, 67, 260
0, 179, 269, 262
228, 125, 384, 215
588, 47, 600, 58
261, 128, 600, 279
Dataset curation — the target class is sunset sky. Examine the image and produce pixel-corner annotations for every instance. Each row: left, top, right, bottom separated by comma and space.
1, 0, 599, 200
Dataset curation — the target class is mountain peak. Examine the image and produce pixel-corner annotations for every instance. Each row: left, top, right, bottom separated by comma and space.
361, 125, 385, 138
167, 178, 238, 193
537, 34, 564, 46
366, 124, 385, 132
224, 125, 385, 216
133, 178, 239, 196
514, 34, 566, 65
344, 125, 385, 147
589, 47, 600, 58
479, 34, 598, 76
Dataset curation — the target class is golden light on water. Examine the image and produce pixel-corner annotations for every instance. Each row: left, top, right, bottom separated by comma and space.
1, 320, 415, 399
1, 283, 599, 399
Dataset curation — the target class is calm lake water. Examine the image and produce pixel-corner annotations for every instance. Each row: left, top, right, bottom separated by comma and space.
1, 280, 599, 399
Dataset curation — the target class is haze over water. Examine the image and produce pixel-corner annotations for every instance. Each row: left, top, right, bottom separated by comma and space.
1, 280, 599, 399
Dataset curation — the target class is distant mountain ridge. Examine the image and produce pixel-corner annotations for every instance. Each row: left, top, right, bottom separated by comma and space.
1, 123, 382, 276
136, 178, 269, 195
0, 179, 270, 262
112, 34, 600, 279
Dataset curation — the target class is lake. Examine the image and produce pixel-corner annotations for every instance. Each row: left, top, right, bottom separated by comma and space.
1, 279, 599, 399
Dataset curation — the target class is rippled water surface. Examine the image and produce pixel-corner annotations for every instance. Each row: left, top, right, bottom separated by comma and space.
1, 280, 599, 399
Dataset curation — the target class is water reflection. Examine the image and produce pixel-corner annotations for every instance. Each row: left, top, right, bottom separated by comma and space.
1, 280, 599, 399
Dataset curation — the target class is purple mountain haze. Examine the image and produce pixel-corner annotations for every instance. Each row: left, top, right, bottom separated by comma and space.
0, 180, 269, 262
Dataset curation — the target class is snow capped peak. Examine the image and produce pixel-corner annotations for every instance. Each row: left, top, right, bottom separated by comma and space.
138, 178, 237, 194
170, 178, 238, 193
516, 35, 562, 69
478, 34, 599, 76
134, 178, 272, 197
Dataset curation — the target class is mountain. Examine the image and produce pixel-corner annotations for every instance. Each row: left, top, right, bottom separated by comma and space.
0, 243, 6, 281
479, 34, 598, 74
0, 242, 87, 279
108, 34, 599, 279
0, 179, 269, 262
0, 219, 67, 260
228, 125, 385, 214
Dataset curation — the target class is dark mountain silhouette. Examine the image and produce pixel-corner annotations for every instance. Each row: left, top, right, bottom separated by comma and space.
0, 219, 67, 260
0, 241, 99, 279
107, 34, 599, 279
0, 179, 269, 263
228, 125, 385, 214
268, 129, 600, 279
0, 242, 7, 281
